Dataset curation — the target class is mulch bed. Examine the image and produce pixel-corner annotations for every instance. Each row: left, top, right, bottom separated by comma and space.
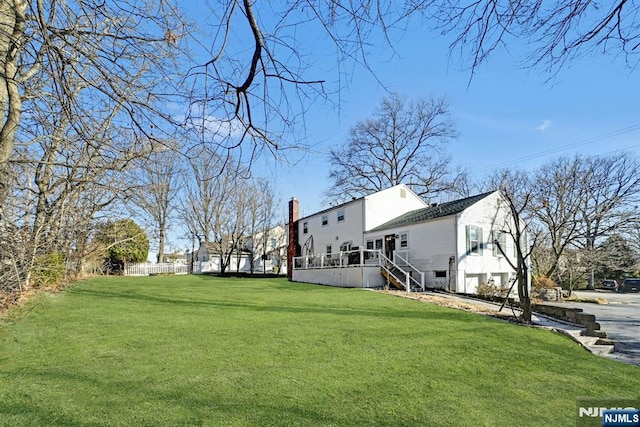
381, 290, 524, 323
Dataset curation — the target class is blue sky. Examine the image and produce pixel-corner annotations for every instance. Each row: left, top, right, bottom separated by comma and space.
170, 4, 640, 252
263, 25, 640, 218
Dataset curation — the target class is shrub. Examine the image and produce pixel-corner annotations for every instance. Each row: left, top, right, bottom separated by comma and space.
532, 276, 556, 290
31, 252, 66, 288
94, 219, 149, 272
531, 276, 559, 300
477, 282, 509, 299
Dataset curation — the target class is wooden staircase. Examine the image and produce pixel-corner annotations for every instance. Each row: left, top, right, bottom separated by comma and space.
381, 267, 406, 290
379, 252, 425, 292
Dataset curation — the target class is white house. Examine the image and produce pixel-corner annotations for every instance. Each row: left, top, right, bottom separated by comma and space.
295, 184, 428, 258
289, 184, 521, 294
195, 225, 288, 275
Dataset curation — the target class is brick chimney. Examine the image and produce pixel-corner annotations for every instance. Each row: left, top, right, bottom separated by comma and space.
287, 197, 299, 280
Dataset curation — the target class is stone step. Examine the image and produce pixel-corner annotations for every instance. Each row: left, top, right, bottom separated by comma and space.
574, 334, 599, 347
588, 344, 615, 356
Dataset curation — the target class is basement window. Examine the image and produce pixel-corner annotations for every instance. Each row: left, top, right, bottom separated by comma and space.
434, 270, 447, 278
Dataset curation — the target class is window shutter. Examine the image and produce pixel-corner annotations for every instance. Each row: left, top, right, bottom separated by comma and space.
491, 230, 497, 256
478, 228, 484, 255
465, 225, 470, 255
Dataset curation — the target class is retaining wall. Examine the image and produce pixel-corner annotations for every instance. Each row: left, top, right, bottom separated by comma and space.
533, 304, 605, 337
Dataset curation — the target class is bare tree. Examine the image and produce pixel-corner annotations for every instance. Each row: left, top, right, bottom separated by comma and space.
520, 153, 640, 289
325, 93, 458, 202
0, 0, 188, 293
127, 146, 182, 263
578, 154, 640, 247
183, 1, 431, 165
487, 169, 534, 322
179, 148, 251, 274
180, 148, 232, 243
554, 247, 591, 295
576, 153, 640, 286
530, 156, 587, 279
429, 2, 640, 76
245, 178, 279, 275
1, 1, 185, 204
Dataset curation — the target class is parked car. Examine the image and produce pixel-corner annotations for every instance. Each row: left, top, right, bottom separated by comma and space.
600, 279, 618, 291
618, 278, 640, 293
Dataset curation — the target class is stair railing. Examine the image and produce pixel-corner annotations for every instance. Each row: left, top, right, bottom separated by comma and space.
393, 252, 425, 291
379, 252, 412, 293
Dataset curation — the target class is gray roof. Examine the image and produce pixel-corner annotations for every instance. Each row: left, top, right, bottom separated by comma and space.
369, 191, 496, 232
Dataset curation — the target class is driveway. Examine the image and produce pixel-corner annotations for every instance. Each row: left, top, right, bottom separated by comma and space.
560, 290, 640, 363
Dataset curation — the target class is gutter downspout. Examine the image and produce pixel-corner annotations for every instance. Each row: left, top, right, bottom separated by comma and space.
362, 198, 367, 288
452, 213, 461, 292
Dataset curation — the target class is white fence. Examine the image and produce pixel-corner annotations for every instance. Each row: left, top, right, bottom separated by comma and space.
124, 262, 188, 276
191, 260, 286, 275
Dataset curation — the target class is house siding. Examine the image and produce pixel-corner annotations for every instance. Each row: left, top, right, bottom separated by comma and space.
456, 192, 515, 293
298, 199, 366, 255
292, 266, 384, 288
364, 216, 457, 289
363, 185, 427, 231
361, 191, 516, 293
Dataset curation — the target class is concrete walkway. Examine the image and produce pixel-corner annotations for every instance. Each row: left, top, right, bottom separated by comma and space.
412, 291, 640, 367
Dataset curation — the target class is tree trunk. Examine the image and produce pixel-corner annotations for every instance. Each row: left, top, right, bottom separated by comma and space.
157, 229, 166, 263
0, 0, 26, 205
518, 264, 532, 322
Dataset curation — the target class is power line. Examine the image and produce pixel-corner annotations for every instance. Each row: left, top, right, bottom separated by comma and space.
469, 123, 640, 175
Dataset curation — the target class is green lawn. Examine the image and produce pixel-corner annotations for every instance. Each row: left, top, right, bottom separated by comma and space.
0, 276, 637, 426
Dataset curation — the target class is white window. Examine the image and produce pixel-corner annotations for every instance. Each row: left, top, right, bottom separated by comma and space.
322, 215, 328, 226
325, 244, 332, 255
366, 239, 374, 250
400, 233, 408, 248
340, 241, 351, 252
493, 231, 507, 257
375, 239, 383, 250
303, 221, 308, 234
270, 238, 277, 249
466, 226, 483, 256
400, 188, 406, 198
337, 209, 345, 222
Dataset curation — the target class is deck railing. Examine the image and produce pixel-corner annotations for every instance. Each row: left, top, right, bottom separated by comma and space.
294, 249, 425, 293
293, 249, 381, 270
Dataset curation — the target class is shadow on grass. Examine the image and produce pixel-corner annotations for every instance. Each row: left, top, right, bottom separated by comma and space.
0, 367, 417, 426
69, 287, 484, 323
0, 402, 92, 427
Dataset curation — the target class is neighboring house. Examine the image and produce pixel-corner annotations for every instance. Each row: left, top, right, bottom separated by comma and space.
195, 225, 288, 275
246, 225, 288, 274
289, 184, 522, 295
